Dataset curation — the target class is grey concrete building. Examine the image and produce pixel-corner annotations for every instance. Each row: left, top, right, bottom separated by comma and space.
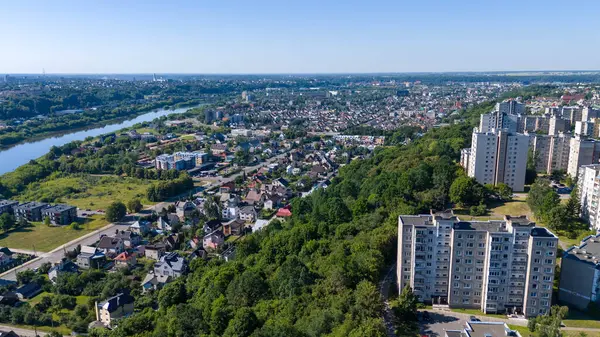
559, 234, 600, 310
397, 211, 557, 317
14, 202, 49, 222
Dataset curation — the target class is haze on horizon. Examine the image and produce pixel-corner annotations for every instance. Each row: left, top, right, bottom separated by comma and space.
1, 0, 600, 74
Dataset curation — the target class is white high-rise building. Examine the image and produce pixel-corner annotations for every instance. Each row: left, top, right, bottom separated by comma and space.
497, 100, 526, 116
466, 128, 529, 191
575, 121, 594, 137
582, 107, 600, 122
397, 211, 558, 317
479, 101, 523, 134
577, 164, 600, 230
568, 137, 600, 178
548, 116, 570, 136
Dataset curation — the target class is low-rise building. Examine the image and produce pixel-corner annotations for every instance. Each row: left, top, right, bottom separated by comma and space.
76, 246, 106, 269
0, 200, 18, 215
97, 236, 125, 256
14, 202, 49, 222
95, 293, 134, 328
41, 204, 77, 226
203, 230, 225, 250
444, 321, 523, 337
239, 206, 257, 223
48, 260, 79, 283
154, 252, 187, 278
144, 243, 166, 260
114, 252, 137, 268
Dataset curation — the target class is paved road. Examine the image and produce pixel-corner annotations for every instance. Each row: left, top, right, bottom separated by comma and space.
379, 264, 397, 337
0, 223, 130, 281
0, 324, 51, 336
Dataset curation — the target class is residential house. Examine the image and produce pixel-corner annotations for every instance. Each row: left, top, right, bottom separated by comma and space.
144, 243, 166, 260
223, 219, 246, 236
188, 236, 202, 250
114, 252, 137, 269
154, 252, 187, 278
220, 182, 236, 194
0, 330, 20, 337
48, 260, 79, 283
41, 204, 77, 226
244, 189, 263, 206
15, 283, 41, 300
130, 221, 150, 235
97, 236, 125, 257
263, 195, 283, 210
14, 202, 49, 222
203, 230, 225, 250
190, 247, 207, 260
175, 201, 196, 220
141, 272, 171, 293
157, 214, 179, 232
273, 177, 289, 188
95, 292, 134, 328
114, 231, 140, 249
276, 208, 292, 218
239, 206, 257, 223
163, 233, 183, 251
203, 219, 222, 234
210, 143, 228, 155
76, 246, 106, 269
0, 292, 19, 306
0, 252, 11, 267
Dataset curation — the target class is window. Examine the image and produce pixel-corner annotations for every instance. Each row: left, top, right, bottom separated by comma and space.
530, 292, 537, 297
545, 259, 553, 264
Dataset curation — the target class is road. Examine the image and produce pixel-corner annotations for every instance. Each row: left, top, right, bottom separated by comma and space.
379, 264, 397, 337
0, 324, 50, 336
0, 223, 130, 281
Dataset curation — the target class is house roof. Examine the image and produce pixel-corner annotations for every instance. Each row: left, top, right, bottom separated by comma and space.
98, 292, 134, 313
115, 252, 135, 261
97, 236, 123, 250
155, 252, 186, 272
276, 208, 292, 217
16, 283, 41, 297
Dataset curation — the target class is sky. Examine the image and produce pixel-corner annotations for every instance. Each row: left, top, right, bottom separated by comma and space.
1, 0, 600, 74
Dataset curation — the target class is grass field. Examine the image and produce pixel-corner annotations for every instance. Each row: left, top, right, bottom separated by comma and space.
509, 324, 600, 337
0, 215, 107, 252
455, 196, 532, 221
17, 175, 152, 210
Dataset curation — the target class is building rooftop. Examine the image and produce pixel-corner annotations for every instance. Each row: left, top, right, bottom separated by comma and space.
398, 214, 433, 226
565, 233, 600, 265
465, 322, 521, 337
0, 200, 18, 207
15, 201, 48, 211
44, 204, 76, 213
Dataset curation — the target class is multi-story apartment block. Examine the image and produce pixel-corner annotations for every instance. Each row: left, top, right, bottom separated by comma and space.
397, 211, 557, 317
497, 100, 526, 116
575, 121, 594, 137
568, 136, 600, 178
479, 111, 519, 133
41, 204, 77, 226
559, 234, 600, 310
0, 200, 19, 215
519, 115, 549, 134
528, 132, 571, 174
460, 148, 471, 169
548, 116, 570, 136
466, 128, 529, 192
577, 164, 600, 230
14, 202, 49, 222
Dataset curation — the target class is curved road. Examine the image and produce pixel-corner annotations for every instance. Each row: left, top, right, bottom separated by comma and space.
379, 264, 397, 337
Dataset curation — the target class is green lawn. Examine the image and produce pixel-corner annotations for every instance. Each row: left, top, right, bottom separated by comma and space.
0, 215, 107, 252
449, 307, 506, 319
563, 309, 600, 329
555, 229, 596, 249
455, 197, 532, 221
510, 324, 600, 337
16, 175, 152, 211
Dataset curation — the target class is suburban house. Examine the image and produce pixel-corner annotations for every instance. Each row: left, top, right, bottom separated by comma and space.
48, 260, 79, 283
239, 206, 257, 223
15, 283, 41, 300
157, 214, 179, 232
76, 246, 106, 269
95, 292, 134, 328
154, 252, 187, 278
0, 292, 19, 306
144, 243, 166, 260
97, 236, 125, 256
114, 231, 140, 248
130, 220, 151, 235
244, 189, 263, 205
114, 252, 137, 268
210, 143, 228, 155
14, 202, 49, 222
175, 201, 196, 219
203, 230, 225, 250
223, 219, 246, 236
41, 204, 77, 226
276, 207, 292, 218
188, 236, 202, 250
141, 272, 171, 293
0, 252, 11, 267
0, 200, 19, 215
0, 330, 20, 337
163, 233, 182, 251
219, 182, 236, 194
263, 195, 283, 210
203, 219, 222, 234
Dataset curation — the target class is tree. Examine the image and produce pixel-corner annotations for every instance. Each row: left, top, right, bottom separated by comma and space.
392, 285, 419, 336
547, 205, 569, 231
223, 307, 259, 337
352, 281, 383, 321
126, 199, 143, 213
528, 179, 560, 223
528, 316, 538, 332
526, 149, 538, 185
0, 212, 14, 232
565, 186, 581, 221
44, 216, 51, 226
495, 183, 513, 201
158, 279, 186, 309
449, 176, 484, 207
105, 201, 126, 222
70, 222, 80, 230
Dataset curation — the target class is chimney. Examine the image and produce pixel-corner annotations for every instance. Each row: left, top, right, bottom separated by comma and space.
95, 301, 100, 321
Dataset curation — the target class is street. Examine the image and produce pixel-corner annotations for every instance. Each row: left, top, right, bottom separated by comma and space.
0, 223, 130, 281
379, 264, 397, 337
0, 324, 50, 336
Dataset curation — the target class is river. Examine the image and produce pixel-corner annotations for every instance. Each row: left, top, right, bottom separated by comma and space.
0, 105, 201, 175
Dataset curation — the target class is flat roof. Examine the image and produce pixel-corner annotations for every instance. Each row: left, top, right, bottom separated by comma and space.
565, 233, 600, 265
44, 204, 76, 212
466, 322, 519, 337
15, 202, 48, 210
0, 200, 18, 207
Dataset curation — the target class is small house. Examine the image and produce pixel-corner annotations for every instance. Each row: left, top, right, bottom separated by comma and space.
203, 230, 225, 250
114, 252, 137, 268
95, 292, 134, 328
15, 283, 41, 300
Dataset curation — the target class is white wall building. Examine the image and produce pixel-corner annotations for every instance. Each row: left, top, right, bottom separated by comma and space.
528, 132, 571, 175
568, 137, 600, 178
577, 164, 600, 230
466, 128, 529, 192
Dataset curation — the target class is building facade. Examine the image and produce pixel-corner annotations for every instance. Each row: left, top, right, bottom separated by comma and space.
578, 164, 600, 230
466, 128, 529, 192
559, 234, 600, 310
568, 137, 600, 178
397, 211, 557, 317
528, 133, 571, 175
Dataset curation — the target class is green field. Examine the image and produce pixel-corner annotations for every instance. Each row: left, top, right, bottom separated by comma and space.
17, 175, 152, 210
455, 196, 532, 221
0, 215, 107, 252
509, 324, 600, 337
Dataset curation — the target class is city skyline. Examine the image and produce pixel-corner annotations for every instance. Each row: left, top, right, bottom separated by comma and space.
1, 0, 600, 74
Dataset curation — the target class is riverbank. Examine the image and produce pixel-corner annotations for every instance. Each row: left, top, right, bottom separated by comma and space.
0, 99, 205, 151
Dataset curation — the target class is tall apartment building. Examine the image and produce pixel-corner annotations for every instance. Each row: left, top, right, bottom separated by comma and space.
582, 107, 600, 122
497, 100, 526, 116
575, 121, 594, 137
479, 111, 519, 133
559, 234, 600, 310
562, 106, 584, 124
568, 136, 600, 178
397, 211, 558, 317
460, 148, 471, 169
548, 116, 570, 136
528, 132, 571, 174
466, 128, 529, 192
518, 115, 549, 134
577, 164, 600, 230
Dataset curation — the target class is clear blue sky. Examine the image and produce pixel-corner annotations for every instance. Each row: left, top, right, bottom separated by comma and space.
1, 0, 599, 74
